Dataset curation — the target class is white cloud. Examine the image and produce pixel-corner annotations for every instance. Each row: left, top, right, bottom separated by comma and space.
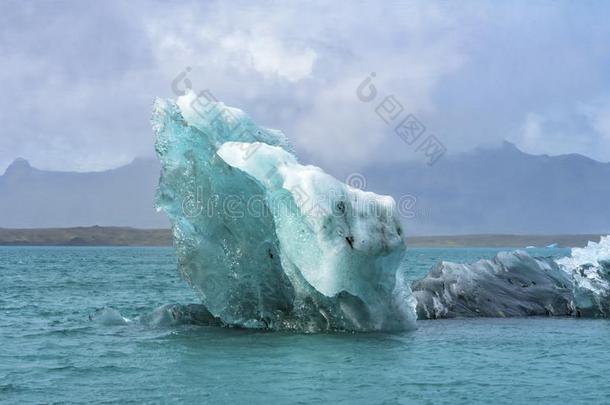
220, 31, 317, 82
580, 99, 610, 142
519, 113, 545, 151
511, 100, 610, 162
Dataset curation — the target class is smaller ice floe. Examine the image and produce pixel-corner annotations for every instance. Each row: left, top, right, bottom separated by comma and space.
138, 304, 222, 327
89, 307, 131, 325
412, 251, 574, 319
413, 236, 610, 319
89, 304, 222, 327
546, 243, 559, 248
525, 246, 536, 249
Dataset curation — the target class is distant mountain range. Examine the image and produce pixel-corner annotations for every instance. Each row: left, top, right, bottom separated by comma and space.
362, 141, 610, 235
0, 157, 167, 228
1, 142, 608, 235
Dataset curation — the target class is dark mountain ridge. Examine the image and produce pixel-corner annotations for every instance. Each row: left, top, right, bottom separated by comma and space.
1, 142, 608, 235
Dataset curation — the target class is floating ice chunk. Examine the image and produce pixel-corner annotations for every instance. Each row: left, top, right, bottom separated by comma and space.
138, 304, 221, 327
414, 236, 610, 319
412, 251, 574, 319
152, 90, 416, 331
89, 307, 130, 325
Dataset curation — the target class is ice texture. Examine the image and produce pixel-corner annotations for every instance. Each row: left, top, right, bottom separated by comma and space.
412, 251, 574, 319
414, 237, 610, 319
152, 91, 416, 332
556, 236, 610, 316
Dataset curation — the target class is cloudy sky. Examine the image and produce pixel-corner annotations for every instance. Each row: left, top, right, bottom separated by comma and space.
1, 0, 610, 174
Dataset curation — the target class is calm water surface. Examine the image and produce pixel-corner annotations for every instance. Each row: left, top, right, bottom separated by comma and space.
2, 246, 609, 404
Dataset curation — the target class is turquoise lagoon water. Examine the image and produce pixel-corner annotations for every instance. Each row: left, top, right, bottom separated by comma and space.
2, 246, 610, 404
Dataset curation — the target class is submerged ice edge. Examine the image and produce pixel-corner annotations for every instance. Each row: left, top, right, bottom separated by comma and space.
152, 91, 417, 332
413, 236, 610, 319
89, 304, 221, 327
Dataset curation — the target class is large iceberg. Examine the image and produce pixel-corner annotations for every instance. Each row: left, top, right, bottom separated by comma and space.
413, 237, 610, 319
152, 91, 416, 332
